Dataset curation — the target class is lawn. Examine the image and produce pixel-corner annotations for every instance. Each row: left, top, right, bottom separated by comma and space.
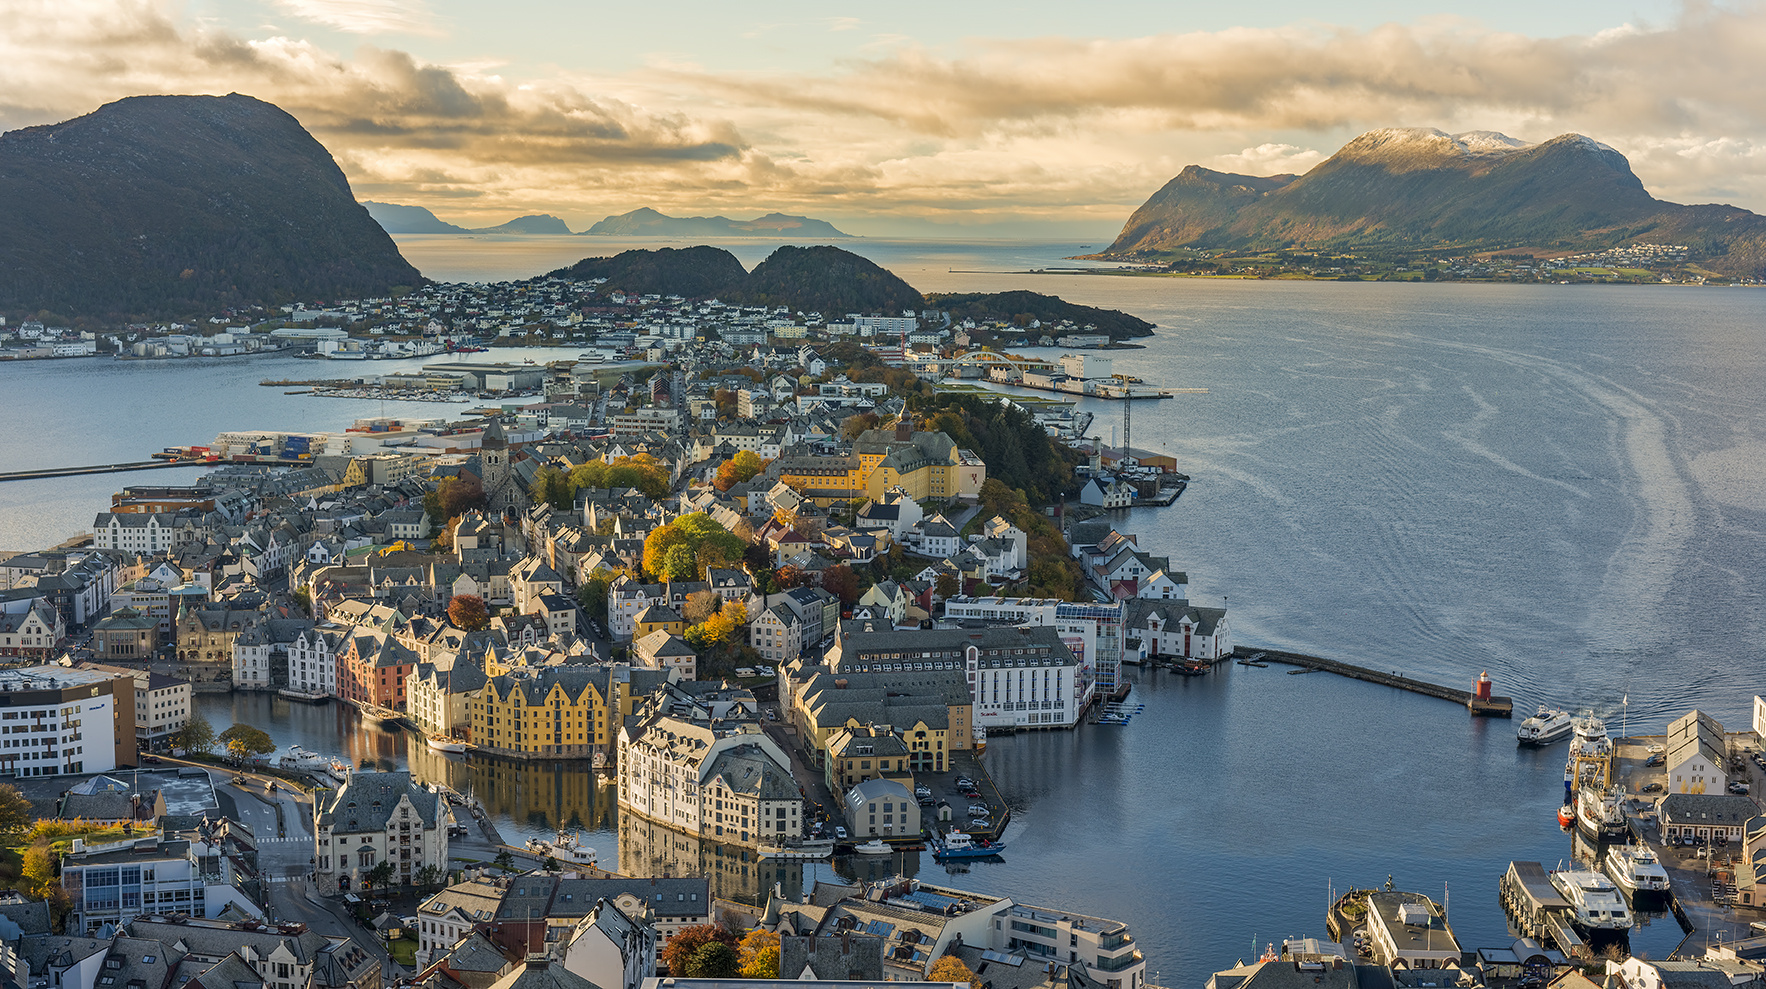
387, 936, 418, 967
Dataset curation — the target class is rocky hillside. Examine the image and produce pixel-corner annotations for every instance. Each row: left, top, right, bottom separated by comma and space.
1104, 128, 1766, 276
0, 94, 419, 318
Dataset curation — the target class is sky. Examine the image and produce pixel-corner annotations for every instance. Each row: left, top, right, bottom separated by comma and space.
5, 0, 1766, 237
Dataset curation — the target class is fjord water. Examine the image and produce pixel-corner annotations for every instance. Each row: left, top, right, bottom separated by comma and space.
9, 238, 1764, 982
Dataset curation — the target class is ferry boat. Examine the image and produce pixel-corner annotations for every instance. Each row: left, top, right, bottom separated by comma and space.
1604, 846, 1670, 897
1549, 867, 1633, 933
1576, 785, 1630, 842
427, 735, 471, 753
1517, 706, 1575, 745
853, 839, 894, 855
931, 831, 1005, 860
526, 830, 598, 869
756, 838, 835, 860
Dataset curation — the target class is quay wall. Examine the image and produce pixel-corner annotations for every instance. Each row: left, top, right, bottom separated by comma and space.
1233, 645, 1511, 714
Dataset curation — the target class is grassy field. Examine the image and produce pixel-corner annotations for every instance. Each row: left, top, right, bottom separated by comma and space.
387, 936, 418, 967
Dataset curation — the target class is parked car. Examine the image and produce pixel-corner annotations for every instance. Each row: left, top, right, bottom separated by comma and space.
1646, 754, 1665, 767
967, 804, 990, 816
1730, 782, 1751, 794
142, 754, 161, 764
968, 818, 991, 830
834, 826, 848, 840
1641, 782, 1664, 793
954, 777, 975, 788
231, 776, 248, 785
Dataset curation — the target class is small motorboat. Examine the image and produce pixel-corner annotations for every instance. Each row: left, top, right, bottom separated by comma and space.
1557, 802, 1576, 829
933, 831, 1006, 860
853, 839, 894, 855
427, 735, 471, 753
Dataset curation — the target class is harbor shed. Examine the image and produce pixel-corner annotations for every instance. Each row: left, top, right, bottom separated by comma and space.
1657, 792, 1756, 843
1364, 892, 1461, 969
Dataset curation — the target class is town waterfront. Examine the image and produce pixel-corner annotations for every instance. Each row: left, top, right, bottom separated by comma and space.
11, 238, 1766, 984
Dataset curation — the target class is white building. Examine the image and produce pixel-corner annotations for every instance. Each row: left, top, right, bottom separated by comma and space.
616, 714, 801, 846
314, 771, 449, 894
91, 513, 178, 555
0, 665, 120, 777
285, 626, 342, 699
844, 778, 920, 838
1079, 476, 1135, 509
748, 605, 802, 666
62, 832, 263, 933
833, 620, 1087, 731
562, 899, 657, 989
1666, 709, 1727, 794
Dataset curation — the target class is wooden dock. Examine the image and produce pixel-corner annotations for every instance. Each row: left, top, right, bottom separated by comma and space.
1233, 645, 1513, 717
1499, 861, 1590, 959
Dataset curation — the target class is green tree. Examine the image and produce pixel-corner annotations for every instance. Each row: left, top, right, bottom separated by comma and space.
365, 860, 396, 890
685, 941, 741, 979
662, 925, 739, 975
643, 513, 746, 581
0, 784, 31, 841
530, 466, 575, 510
219, 724, 277, 763
494, 849, 515, 871
177, 715, 215, 755
412, 865, 444, 889
578, 568, 622, 622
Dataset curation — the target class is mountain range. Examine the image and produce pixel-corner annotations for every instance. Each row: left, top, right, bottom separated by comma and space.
0, 94, 418, 318
361, 201, 572, 235
584, 207, 851, 238
1103, 128, 1766, 276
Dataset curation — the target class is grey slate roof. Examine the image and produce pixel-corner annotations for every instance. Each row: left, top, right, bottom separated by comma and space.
315, 770, 442, 834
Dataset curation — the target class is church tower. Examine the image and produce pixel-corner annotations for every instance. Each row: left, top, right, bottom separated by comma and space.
480, 418, 509, 494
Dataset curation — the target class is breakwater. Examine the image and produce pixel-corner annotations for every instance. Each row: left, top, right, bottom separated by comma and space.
0, 459, 203, 482
1233, 645, 1513, 716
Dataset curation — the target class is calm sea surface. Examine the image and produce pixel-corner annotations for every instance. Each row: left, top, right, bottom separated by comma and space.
7, 236, 1765, 983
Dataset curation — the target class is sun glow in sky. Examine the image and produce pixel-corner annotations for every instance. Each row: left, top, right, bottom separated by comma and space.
6, 0, 1765, 236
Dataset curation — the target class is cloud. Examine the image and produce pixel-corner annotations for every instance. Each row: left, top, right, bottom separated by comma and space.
1212, 143, 1325, 176
9, 0, 1766, 228
275, 0, 443, 36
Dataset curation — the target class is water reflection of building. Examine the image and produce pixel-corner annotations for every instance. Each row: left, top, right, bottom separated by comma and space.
619, 814, 809, 905
407, 750, 615, 835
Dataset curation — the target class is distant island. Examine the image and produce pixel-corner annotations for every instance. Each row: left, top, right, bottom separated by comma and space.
1094, 128, 1766, 282
584, 207, 851, 238
0, 94, 418, 319
550, 245, 1152, 339
362, 201, 573, 235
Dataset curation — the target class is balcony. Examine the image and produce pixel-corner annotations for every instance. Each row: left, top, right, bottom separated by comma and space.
1099, 932, 1134, 951
1093, 951, 1143, 973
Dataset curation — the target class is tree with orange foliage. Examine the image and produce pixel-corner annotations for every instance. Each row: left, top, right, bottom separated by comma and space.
447, 594, 489, 630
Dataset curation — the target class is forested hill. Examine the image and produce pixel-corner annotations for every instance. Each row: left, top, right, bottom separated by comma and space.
928, 290, 1154, 338
0, 94, 419, 319
551, 245, 1156, 338
1101, 127, 1766, 277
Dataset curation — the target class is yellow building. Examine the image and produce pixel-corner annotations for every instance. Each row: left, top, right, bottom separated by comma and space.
774, 418, 986, 507
469, 665, 616, 761
633, 604, 686, 640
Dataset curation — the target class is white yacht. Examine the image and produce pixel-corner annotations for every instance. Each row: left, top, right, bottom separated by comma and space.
526, 830, 598, 869
756, 838, 834, 860
1517, 707, 1575, 745
1550, 868, 1633, 932
853, 839, 894, 855
1605, 846, 1670, 896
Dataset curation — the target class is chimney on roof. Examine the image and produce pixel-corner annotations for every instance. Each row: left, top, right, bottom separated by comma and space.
842, 930, 851, 954
524, 955, 550, 971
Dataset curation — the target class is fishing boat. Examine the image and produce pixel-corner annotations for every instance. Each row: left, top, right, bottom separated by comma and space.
526, 829, 598, 868
1576, 785, 1630, 842
853, 839, 894, 855
932, 831, 1005, 860
1557, 801, 1576, 829
1517, 706, 1576, 745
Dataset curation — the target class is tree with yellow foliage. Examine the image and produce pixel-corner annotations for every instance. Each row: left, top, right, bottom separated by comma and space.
738, 929, 780, 979
929, 956, 976, 984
